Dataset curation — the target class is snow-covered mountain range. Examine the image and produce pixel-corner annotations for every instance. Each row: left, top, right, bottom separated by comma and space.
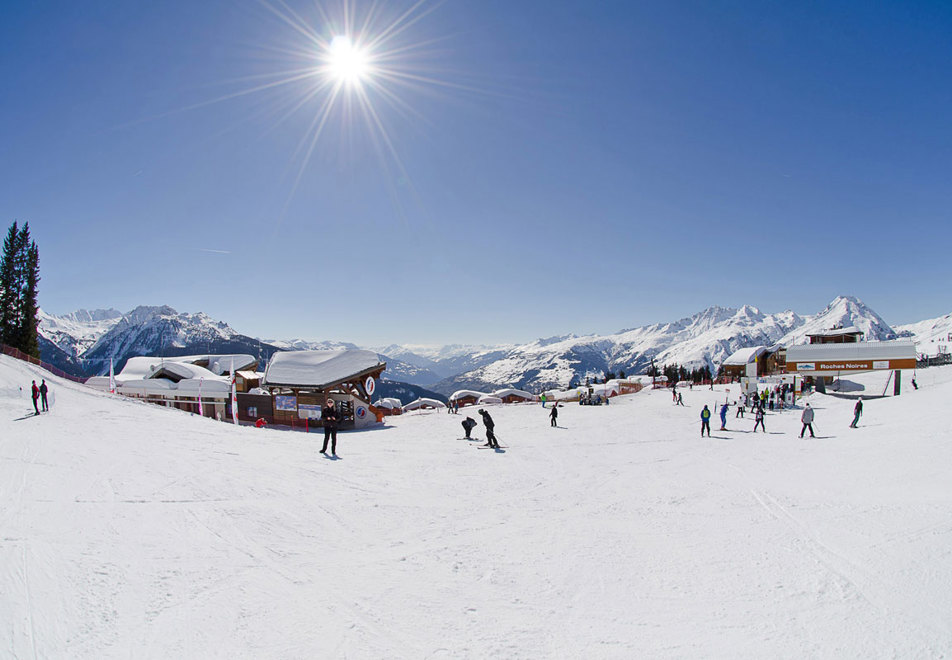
431, 296, 903, 393
38, 296, 946, 393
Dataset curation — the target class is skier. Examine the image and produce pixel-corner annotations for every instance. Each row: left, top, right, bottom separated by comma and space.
800, 403, 815, 438
736, 400, 745, 418
541, 393, 547, 408
850, 397, 863, 428
912, 377, 919, 390
700, 405, 712, 437
549, 404, 558, 427
320, 398, 340, 456
719, 402, 729, 431
39, 379, 49, 412
461, 416, 477, 439
753, 405, 765, 433
478, 408, 499, 448
30, 380, 39, 415
676, 392, 684, 406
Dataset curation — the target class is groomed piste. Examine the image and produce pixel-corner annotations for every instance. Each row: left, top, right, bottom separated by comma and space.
2, 354, 951, 658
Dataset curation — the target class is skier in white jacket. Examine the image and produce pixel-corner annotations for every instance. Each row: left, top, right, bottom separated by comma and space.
799, 403, 815, 438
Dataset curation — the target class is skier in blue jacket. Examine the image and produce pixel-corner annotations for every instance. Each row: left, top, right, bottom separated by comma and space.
700, 405, 712, 437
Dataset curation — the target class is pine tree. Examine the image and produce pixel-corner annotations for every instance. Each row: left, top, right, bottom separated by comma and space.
19, 239, 40, 357
0, 221, 40, 356
0, 222, 20, 347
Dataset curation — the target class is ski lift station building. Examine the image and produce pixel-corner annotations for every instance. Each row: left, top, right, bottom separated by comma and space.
785, 340, 917, 394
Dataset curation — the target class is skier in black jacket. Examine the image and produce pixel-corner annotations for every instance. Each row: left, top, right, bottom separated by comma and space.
320, 398, 339, 456
461, 416, 476, 439
549, 404, 558, 427
850, 397, 863, 428
478, 409, 499, 448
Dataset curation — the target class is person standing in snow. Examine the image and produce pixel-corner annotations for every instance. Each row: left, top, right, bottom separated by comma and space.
550, 404, 558, 427
677, 392, 684, 406
719, 403, 729, 430
800, 403, 815, 438
736, 400, 745, 418
912, 377, 918, 390
478, 408, 499, 448
753, 405, 765, 433
39, 379, 49, 412
461, 416, 476, 439
320, 398, 340, 456
30, 380, 39, 415
700, 405, 712, 437
541, 393, 547, 408
850, 397, 863, 428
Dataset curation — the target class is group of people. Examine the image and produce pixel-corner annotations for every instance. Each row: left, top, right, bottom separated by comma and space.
460, 408, 500, 449
699, 393, 867, 438
700, 399, 818, 437
30, 379, 49, 415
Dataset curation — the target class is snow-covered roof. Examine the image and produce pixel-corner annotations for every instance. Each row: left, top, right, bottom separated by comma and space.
169, 354, 257, 375
263, 350, 384, 388
449, 389, 488, 401
806, 326, 864, 338
149, 362, 218, 382
493, 388, 534, 399
114, 354, 257, 382
723, 346, 766, 366
403, 397, 446, 410
116, 357, 166, 381
477, 395, 503, 405
373, 397, 403, 410
235, 370, 260, 380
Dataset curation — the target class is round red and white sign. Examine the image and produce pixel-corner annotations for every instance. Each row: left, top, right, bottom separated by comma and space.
365, 376, 375, 396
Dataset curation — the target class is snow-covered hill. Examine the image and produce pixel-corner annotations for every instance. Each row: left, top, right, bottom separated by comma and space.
3, 354, 951, 657
895, 312, 952, 356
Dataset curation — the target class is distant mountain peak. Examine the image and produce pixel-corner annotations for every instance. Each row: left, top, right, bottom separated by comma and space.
61, 308, 123, 323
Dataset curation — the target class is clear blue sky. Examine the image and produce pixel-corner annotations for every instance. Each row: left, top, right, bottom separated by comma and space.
2, 1, 950, 344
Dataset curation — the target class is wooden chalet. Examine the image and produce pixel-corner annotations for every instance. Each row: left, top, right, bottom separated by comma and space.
492, 388, 536, 404
449, 390, 487, 408
238, 350, 386, 429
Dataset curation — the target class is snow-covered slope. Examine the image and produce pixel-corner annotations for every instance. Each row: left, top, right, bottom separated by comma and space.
2, 354, 951, 657
896, 312, 952, 356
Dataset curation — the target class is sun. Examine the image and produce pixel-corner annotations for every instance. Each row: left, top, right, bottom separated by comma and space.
323, 35, 372, 85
